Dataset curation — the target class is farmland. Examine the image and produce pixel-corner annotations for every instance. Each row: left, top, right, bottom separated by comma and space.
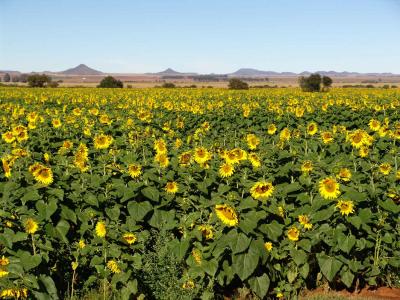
0, 87, 400, 299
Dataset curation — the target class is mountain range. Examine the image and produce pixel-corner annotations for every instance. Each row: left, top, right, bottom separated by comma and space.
1, 64, 398, 77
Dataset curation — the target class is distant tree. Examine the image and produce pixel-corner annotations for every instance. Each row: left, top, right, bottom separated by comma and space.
3, 73, 10, 82
228, 78, 249, 90
299, 73, 322, 92
162, 82, 176, 88
27, 74, 52, 87
11, 76, 20, 83
322, 76, 333, 90
97, 76, 123, 88
19, 74, 29, 83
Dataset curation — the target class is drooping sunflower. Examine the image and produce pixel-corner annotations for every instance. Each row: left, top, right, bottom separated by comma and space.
0, 256, 9, 266
107, 260, 121, 274
287, 227, 300, 241
128, 164, 142, 178
194, 147, 211, 164
301, 161, 313, 173
219, 163, 234, 178
319, 177, 340, 199
198, 224, 214, 240
24, 218, 38, 234
155, 153, 169, 168
165, 181, 179, 194
93, 134, 113, 150
1, 157, 11, 178
298, 215, 313, 230
215, 204, 238, 227
336, 168, 352, 182
307, 122, 318, 136
250, 181, 274, 200
248, 153, 261, 168
379, 163, 392, 175
224, 150, 240, 165
123, 233, 137, 245
336, 200, 355, 216
246, 134, 260, 150
95, 221, 106, 238
179, 151, 192, 166
154, 138, 167, 154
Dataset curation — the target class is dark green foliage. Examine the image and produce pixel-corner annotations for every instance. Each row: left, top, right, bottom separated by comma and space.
162, 82, 176, 88
228, 78, 249, 90
299, 74, 322, 92
27, 74, 53, 87
322, 76, 333, 88
3, 73, 10, 82
97, 76, 123, 88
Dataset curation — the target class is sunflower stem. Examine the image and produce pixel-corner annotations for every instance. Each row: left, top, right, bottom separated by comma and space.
31, 234, 36, 255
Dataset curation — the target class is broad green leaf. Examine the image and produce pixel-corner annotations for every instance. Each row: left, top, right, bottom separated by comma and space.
248, 273, 270, 298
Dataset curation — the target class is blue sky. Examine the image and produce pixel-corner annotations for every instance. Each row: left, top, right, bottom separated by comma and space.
1, 0, 400, 73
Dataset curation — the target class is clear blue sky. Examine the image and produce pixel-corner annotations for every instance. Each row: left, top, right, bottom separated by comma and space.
1, 0, 400, 73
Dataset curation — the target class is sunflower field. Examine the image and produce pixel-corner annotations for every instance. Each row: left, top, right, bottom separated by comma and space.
0, 87, 400, 299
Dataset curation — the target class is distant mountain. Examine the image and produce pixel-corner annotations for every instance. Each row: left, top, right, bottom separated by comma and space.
229, 68, 296, 77
59, 64, 103, 75
152, 68, 198, 76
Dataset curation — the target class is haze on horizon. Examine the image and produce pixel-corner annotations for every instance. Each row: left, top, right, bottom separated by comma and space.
1, 0, 400, 74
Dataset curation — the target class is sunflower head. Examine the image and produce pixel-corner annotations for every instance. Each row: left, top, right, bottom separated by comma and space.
25, 218, 39, 234
123, 233, 137, 245
165, 181, 179, 194
215, 204, 238, 227
319, 177, 340, 199
250, 181, 274, 200
95, 221, 107, 238
219, 163, 234, 178
287, 227, 300, 241
336, 200, 355, 216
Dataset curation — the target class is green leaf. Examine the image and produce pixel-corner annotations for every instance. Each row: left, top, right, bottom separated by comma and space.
36, 199, 58, 221
201, 259, 218, 276
141, 186, 160, 202
341, 268, 355, 288
39, 275, 59, 299
20, 252, 42, 271
170, 239, 190, 260
258, 221, 283, 242
313, 206, 335, 223
317, 254, 343, 282
232, 250, 259, 280
378, 199, 400, 214
290, 249, 307, 266
300, 263, 310, 279
148, 209, 176, 230
248, 273, 270, 298
60, 205, 77, 224
338, 234, 356, 254
230, 232, 251, 254
21, 188, 41, 204
84, 193, 98, 207
55, 219, 70, 242
106, 205, 120, 221
127, 201, 152, 221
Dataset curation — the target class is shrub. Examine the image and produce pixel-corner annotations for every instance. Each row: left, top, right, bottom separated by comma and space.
299, 74, 322, 92
228, 78, 249, 90
97, 76, 123, 88
3, 73, 10, 82
162, 82, 176, 88
27, 74, 53, 87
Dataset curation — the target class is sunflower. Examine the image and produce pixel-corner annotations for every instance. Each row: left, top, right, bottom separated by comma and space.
179, 151, 192, 166
128, 164, 142, 178
0, 256, 9, 266
250, 181, 274, 200
192, 248, 202, 265
321, 131, 334, 144
123, 233, 137, 245
198, 224, 214, 240
348, 129, 367, 148
287, 227, 300, 241
24, 218, 38, 234
78, 239, 86, 249
154, 138, 167, 154
165, 181, 179, 194
194, 147, 211, 164
319, 177, 340, 199
396, 170, 400, 181
182, 280, 195, 289
246, 134, 260, 150
298, 215, 313, 230
301, 161, 313, 173
307, 122, 318, 136
219, 163, 234, 178
264, 242, 273, 251
33, 166, 53, 185
369, 119, 381, 131
267, 124, 277, 135
279, 128, 291, 141
52, 119, 62, 128
336, 200, 355, 216
379, 163, 392, 175
155, 153, 169, 168
93, 134, 113, 149
215, 204, 238, 227
95, 221, 106, 238
248, 153, 261, 168
2, 131, 15, 143
232, 148, 247, 161
0, 270, 9, 278
1, 157, 11, 178
224, 150, 240, 165
336, 168, 352, 182
359, 146, 369, 157
107, 260, 121, 274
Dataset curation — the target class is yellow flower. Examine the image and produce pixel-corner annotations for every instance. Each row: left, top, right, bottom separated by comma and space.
78, 239, 86, 249
321, 131, 334, 144
25, 218, 38, 234
246, 134, 260, 150
279, 128, 291, 141
107, 260, 121, 273
128, 164, 142, 178
33, 166, 53, 185
219, 163, 234, 178
348, 129, 368, 148
250, 181, 274, 200
123, 233, 137, 245
154, 138, 167, 154
0, 269, 9, 278
182, 280, 195, 289
179, 151, 192, 166
93, 134, 113, 149
336, 200, 355, 216
0, 256, 9, 266
165, 181, 179, 194
319, 177, 340, 199
215, 204, 238, 227
192, 248, 202, 265
287, 227, 300, 241
369, 119, 381, 131
264, 242, 273, 251
379, 163, 392, 175
278, 206, 285, 218
1, 157, 11, 178
267, 124, 277, 135
298, 215, 313, 230
71, 261, 79, 271
52, 118, 62, 128
336, 168, 352, 182
198, 224, 214, 240
359, 146, 369, 157
155, 153, 169, 168
301, 161, 313, 173
307, 122, 318, 135
2, 131, 15, 143
95, 221, 106, 238
194, 147, 211, 164
248, 153, 261, 168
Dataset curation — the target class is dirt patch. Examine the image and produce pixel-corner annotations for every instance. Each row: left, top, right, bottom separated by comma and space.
302, 286, 400, 300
